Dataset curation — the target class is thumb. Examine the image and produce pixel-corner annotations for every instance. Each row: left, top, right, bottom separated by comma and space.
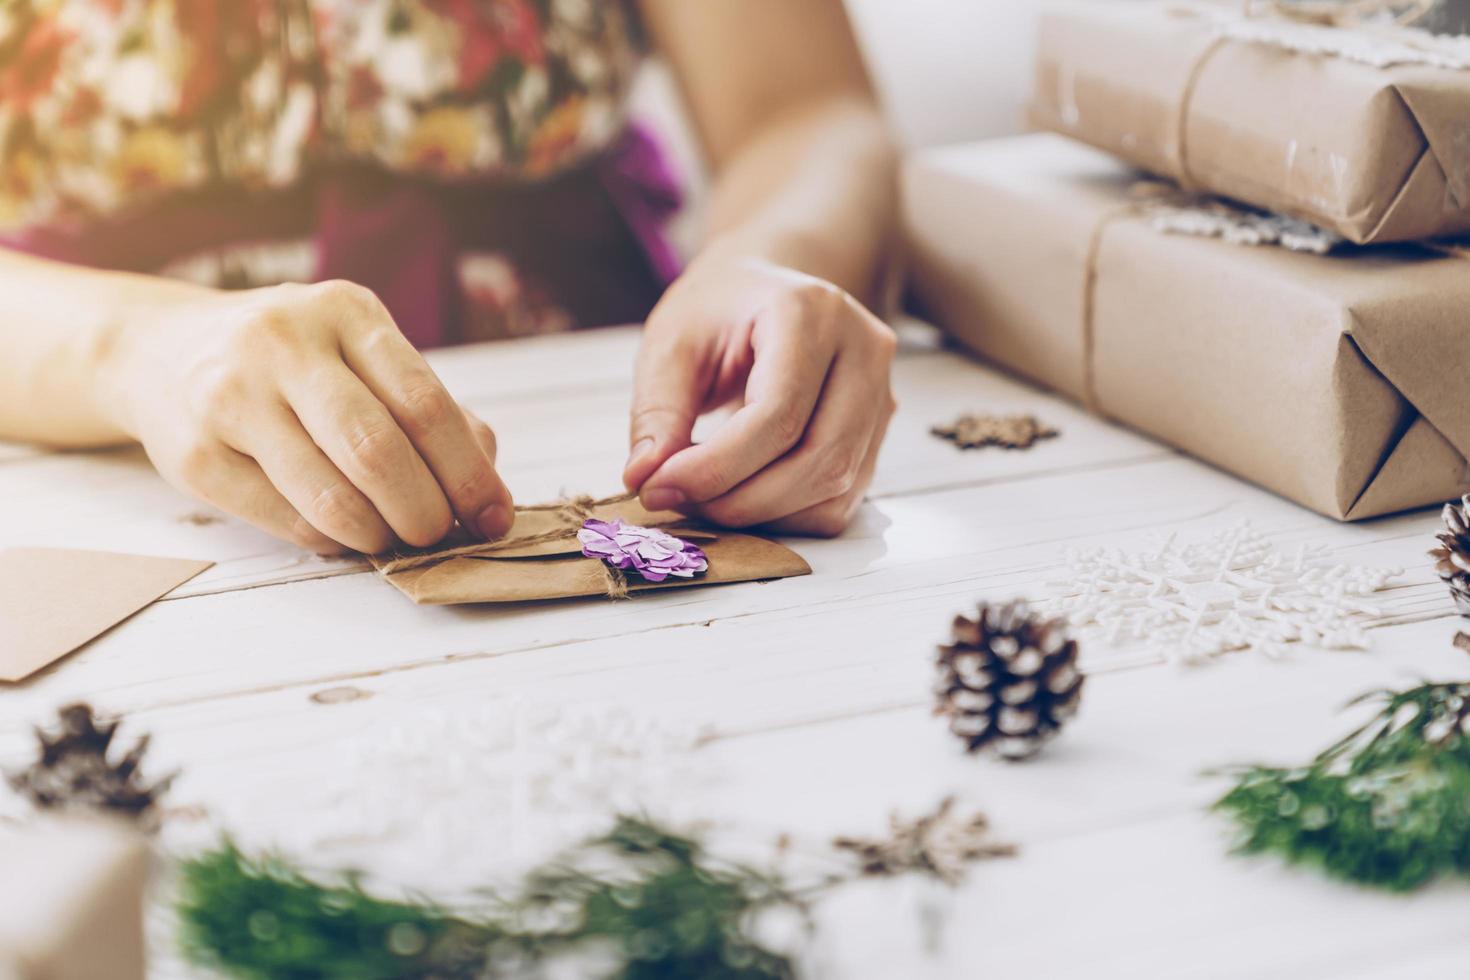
623, 341, 705, 493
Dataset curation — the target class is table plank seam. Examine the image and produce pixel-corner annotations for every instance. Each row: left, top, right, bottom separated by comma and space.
137, 451, 1195, 602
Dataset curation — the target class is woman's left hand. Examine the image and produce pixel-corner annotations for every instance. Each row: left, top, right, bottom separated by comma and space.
623, 256, 897, 537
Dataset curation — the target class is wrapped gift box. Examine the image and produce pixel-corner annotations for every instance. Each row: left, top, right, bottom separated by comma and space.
902, 133, 1470, 520
0, 818, 149, 980
1030, 0, 1470, 244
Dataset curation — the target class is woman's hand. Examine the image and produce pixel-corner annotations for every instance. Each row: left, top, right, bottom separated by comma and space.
102, 279, 513, 554
623, 257, 897, 537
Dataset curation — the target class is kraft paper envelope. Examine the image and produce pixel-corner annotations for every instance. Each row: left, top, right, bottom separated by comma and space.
903, 134, 1470, 521
369, 495, 812, 605
0, 548, 213, 682
1031, 0, 1470, 244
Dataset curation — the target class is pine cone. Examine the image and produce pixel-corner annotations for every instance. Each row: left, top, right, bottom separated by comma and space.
935, 601, 1084, 760
6, 703, 175, 820
1430, 495, 1470, 617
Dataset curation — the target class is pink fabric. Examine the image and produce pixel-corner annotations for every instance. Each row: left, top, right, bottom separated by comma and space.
2, 123, 683, 349
313, 177, 464, 349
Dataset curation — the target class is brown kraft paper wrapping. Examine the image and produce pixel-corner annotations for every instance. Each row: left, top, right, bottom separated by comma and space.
1030, 0, 1470, 244
369, 494, 811, 604
902, 134, 1470, 521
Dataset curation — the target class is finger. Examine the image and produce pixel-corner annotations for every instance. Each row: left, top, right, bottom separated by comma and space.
623, 328, 713, 495
281, 363, 454, 548
640, 302, 834, 508
765, 410, 889, 538
695, 350, 886, 528
186, 445, 344, 554
228, 403, 398, 554
344, 330, 513, 539
462, 408, 499, 463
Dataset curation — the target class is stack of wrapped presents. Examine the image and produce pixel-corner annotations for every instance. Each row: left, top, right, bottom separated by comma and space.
903, 0, 1470, 520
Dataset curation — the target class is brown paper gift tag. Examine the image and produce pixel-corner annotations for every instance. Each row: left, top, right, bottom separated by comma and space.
369, 496, 811, 605
0, 548, 213, 682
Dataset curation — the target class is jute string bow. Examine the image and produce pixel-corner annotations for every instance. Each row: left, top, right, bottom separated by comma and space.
376, 491, 645, 598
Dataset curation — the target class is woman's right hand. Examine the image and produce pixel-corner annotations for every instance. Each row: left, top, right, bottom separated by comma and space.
102, 279, 513, 554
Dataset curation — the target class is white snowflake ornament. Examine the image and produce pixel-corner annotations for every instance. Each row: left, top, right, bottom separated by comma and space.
1045, 522, 1401, 665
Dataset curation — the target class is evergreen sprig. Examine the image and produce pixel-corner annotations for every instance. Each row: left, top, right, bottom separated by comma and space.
1213, 681, 1470, 891
510, 817, 798, 979
176, 816, 799, 980
176, 842, 496, 979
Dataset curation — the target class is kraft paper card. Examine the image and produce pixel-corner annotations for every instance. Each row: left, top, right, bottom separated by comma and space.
0, 548, 213, 682
1031, 0, 1470, 244
903, 134, 1470, 521
369, 494, 812, 605
0, 817, 149, 980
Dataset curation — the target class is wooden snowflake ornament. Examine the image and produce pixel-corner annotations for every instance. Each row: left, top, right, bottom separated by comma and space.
931, 413, 1059, 450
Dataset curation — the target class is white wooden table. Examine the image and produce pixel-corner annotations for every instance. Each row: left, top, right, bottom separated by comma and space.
2, 320, 1468, 979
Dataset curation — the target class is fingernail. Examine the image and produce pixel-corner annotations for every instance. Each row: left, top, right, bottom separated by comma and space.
642, 487, 686, 512
626, 436, 655, 470
475, 503, 512, 539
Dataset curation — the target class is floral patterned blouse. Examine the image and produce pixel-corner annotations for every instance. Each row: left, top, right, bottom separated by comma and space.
0, 0, 683, 346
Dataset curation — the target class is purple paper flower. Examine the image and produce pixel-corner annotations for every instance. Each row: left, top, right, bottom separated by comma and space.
578, 519, 709, 583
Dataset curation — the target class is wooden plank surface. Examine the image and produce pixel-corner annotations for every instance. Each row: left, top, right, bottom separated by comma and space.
2, 321, 1466, 979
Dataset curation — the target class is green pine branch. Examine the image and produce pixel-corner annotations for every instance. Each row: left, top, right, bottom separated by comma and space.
176, 816, 799, 980
176, 842, 495, 980
1213, 681, 1470, 891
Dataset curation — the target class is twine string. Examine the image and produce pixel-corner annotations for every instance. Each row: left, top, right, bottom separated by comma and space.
602, 565, 630, 600
1079, 195, 1161, 415
1172, 36, 1228, 192
376, 492, 638, 577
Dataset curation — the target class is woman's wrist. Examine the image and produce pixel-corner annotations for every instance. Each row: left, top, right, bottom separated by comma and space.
691, 225, 885, 310
91, 275, 227, 442
695, 227, 820, 272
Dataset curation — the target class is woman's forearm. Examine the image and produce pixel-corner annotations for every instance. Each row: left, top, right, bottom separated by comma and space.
1, 253, 517, 549
0, 250, 212, 447
696, 96, 898, 307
